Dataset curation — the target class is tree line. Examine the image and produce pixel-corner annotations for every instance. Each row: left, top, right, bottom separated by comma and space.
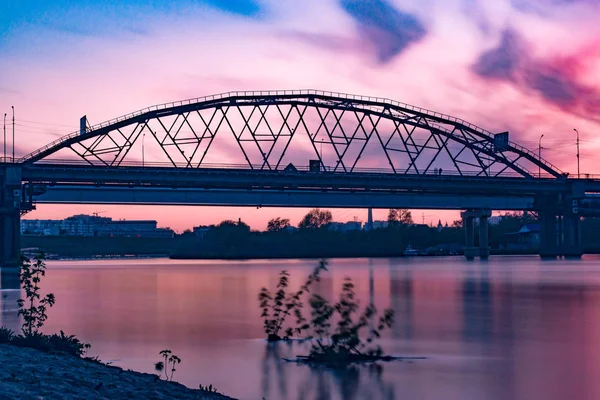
173, 208, 473, 259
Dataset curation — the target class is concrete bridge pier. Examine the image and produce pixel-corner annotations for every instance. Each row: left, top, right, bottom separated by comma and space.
561, 211, 582, 258
538, 209, 581, 259
461, 209, 491, 260
539, 211, 559, 259
0, 166, 22, 278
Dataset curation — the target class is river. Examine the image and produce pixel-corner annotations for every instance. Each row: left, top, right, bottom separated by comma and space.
2, 256, 600, 400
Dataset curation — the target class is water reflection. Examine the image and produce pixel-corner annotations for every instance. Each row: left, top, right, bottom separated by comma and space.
0, 269, 20, 332
261, 342, 294, 399
294, 362, 394, 400
389, 260, 413, 340
21, 256, 600, 400
462, 265, 493, 342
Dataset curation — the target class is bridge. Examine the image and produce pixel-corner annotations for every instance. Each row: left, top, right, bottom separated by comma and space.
2, 90, 599, 271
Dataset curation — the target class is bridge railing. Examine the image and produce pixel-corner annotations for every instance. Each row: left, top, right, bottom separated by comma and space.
30, 158, 566, 179
18, 90, 561, 174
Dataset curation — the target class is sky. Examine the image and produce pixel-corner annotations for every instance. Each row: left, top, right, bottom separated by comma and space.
1, 0, 600, 231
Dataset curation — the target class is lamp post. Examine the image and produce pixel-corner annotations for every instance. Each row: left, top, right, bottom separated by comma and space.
574, 129, 580, 179
11, 106, 14, 162
538, 134, 544, 178
3, 113, 6, 161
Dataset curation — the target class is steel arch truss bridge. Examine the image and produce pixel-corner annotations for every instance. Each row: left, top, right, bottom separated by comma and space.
22, 90, 562, 178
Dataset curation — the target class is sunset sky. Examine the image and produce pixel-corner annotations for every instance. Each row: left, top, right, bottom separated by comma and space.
2, 0, 600, 231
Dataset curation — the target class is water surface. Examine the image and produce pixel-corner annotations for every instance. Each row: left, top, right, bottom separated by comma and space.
3, 256, 600, 400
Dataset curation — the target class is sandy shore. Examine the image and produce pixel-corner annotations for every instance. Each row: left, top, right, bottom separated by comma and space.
0, 344, 235, 399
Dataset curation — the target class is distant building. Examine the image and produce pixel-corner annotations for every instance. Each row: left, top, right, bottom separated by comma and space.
193, 225, 213, 238
95, 220, 174, 238
505, 224, 540, 249
488, 216, 503, 225
21, 214, 174, 238
328, 221, 362, 232
20, 220, 62, 236
366, 220, 388, 230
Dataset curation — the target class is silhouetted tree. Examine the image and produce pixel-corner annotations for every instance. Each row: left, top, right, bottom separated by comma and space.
298, 209, 333, 229
179, 229, 195, 238
203, 219, 252, 251
216, 220, 251, 232
267, 217, 291, 232
387, 209, 413, 225
451, 220, 463, 228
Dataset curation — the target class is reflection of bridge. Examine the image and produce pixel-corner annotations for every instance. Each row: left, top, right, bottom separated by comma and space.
2, 90, 600, 269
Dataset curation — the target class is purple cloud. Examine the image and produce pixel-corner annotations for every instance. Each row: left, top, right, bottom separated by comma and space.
472, 29, 600, 119
472, 30, 525, 81
340, 0, 427, 63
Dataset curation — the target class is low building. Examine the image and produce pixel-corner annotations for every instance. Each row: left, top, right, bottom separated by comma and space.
193, 225, 213, 238
20, 220, 61, 236
372, 220, 389, 230
505, 224, 540, 249
328, 221, 362, 232
488, 216, 503, 225
21, 214, 174, 238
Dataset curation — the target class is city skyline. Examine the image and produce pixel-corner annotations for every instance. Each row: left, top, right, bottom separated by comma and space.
20, 210, 451, 234
2, 0, 599, 231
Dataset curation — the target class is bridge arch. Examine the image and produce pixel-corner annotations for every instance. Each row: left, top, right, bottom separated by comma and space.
20, 90, 562, 178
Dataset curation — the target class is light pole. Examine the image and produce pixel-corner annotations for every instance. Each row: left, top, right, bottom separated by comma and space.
574, 129, 580, 179
3, 113, 6, 161
11, 106, 14, 161
142, 133, 145, 167
538, 134, 544, 178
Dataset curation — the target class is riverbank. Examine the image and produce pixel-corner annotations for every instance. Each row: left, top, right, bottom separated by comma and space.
24, 234, 600, 261
0, 344, 234, 399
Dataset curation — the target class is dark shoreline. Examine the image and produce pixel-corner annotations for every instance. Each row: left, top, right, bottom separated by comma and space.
170, 249, 541, 261
0, 344, 234, 399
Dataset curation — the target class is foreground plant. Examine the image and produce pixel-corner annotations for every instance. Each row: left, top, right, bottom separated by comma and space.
198, 383, 221, 394
18, 252, 55, 336
0, 327, 14, 344
300, 277, 395, 366
258, 260, 327, 341
155, 349, 182, 381
1, 253, 92, 358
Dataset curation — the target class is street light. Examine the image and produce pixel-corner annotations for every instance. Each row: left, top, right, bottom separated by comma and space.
538, 134, 544, 178
11, 106, 14, 162
3, 113, 6, 161
574, 129, 580, 179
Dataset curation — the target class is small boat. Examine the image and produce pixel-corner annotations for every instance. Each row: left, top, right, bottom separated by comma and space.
403, 243, 419, 256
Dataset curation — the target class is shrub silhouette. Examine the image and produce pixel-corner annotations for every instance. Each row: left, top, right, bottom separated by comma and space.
0, 253, 91, 358
258, 260, 327, 341
18, 252, 55, 336
155, 349, 182, 381
305, 277, 395, 366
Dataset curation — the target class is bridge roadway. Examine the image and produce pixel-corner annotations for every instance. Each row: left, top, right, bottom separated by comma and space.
16, 162, 600, 210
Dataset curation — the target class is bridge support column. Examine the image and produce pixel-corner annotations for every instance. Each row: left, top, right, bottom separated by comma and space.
0, 166, 22, 278
562, 211, 582, 258
461, 209, 491, 260
539, 211, 559, 258
462, 214, 475, 260
538, 191, 583, 259
479, 215, 490, 259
